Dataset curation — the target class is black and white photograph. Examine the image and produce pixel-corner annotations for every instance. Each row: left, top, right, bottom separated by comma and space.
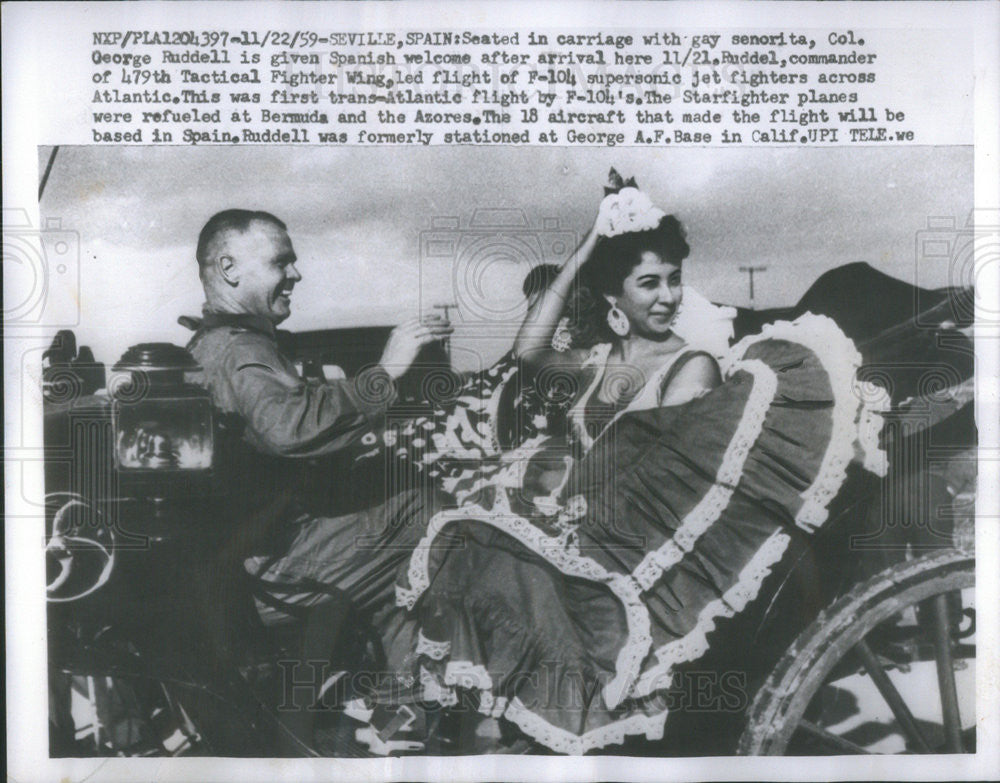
32, 145, 978, 759
4, 2, 998, 782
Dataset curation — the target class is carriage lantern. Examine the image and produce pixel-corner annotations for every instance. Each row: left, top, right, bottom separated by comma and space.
109, 343, 213, 496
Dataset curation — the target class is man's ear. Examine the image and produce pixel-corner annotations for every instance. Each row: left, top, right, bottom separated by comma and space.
217, 255, 239, 286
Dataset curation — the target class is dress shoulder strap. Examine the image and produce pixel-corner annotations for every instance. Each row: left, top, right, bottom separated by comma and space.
582, 343, 613, 367
566, 344, 612, 453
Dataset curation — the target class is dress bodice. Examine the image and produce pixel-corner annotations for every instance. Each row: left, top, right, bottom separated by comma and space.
567, 342, 706, 453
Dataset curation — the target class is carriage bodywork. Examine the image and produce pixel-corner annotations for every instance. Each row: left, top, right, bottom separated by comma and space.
44, 263, 976, 757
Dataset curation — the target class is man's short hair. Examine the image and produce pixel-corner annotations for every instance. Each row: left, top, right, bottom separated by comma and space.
196, 209, 287, 268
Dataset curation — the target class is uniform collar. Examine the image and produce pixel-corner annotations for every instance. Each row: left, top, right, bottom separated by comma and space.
180, 308, 278, 339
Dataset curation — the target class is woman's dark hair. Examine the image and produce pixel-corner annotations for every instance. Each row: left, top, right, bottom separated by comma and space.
559, 283, 605, 348
577, 214, 690, 343
522, 263, 561, 300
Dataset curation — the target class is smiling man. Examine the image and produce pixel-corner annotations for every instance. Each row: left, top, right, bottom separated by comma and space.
189, 209, 451, 458
187, 207, 453, 603
198, 210, 301, 325
184, 208, 454, 750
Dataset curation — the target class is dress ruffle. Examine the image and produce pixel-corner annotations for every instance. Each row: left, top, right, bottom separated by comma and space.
387, 313, 887, 753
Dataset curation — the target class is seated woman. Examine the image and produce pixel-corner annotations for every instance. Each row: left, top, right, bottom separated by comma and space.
363, 179, 889, 755
525, 190, 721, 432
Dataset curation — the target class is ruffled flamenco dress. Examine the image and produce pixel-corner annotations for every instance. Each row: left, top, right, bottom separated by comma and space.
380, 312, 890, 754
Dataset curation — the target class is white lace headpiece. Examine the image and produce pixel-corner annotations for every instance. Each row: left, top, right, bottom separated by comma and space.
595, 186, 667, 238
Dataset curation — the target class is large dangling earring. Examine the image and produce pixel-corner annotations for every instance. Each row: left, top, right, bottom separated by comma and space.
607, 305, 630, 336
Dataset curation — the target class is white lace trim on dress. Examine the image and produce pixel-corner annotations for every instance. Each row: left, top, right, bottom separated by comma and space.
504, 696, 668, 755
567, 343, 613, 453
633, 528, 792, 697
395, 485, 651, 711
419, 665, 458, 707
626, 359, 779, 699
854, 379, 891, 476
631, 358, 778, 594
727, 314, 888, 532
420, 654, 668, 754
415, 631, 451, 660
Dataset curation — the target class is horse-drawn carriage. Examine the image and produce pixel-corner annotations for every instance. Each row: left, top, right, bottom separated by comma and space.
44, 263, 976, 757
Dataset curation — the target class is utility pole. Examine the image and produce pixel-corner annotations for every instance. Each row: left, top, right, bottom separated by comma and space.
738, 265, 768, 310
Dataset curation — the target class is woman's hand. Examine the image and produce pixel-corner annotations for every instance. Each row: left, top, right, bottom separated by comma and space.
379, 315, 453, 380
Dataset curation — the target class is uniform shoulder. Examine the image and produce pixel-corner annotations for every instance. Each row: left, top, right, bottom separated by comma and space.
189, 325, 282, 372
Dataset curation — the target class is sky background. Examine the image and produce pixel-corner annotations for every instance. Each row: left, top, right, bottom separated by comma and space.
35, 145, 972, 370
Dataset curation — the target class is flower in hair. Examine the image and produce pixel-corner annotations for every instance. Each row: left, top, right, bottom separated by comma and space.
595, 183, 666, 238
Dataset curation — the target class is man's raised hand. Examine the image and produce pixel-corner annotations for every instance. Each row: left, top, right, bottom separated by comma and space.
378, 315, 453, 380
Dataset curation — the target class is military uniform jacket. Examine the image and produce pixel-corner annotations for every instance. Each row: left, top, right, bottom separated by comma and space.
185, 311, 396, 458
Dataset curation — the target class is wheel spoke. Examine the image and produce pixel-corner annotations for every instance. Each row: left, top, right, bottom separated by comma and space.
854, 638, 931, 752
796, 719, 873, 754
738, 553, 975, 757
930, 593, 964, 752
86, 675, 103, 751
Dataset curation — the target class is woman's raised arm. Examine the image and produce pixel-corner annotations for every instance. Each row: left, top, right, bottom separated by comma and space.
513, 215, 599, 366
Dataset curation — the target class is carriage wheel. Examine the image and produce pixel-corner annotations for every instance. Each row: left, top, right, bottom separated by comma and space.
738, 549, 975, 755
